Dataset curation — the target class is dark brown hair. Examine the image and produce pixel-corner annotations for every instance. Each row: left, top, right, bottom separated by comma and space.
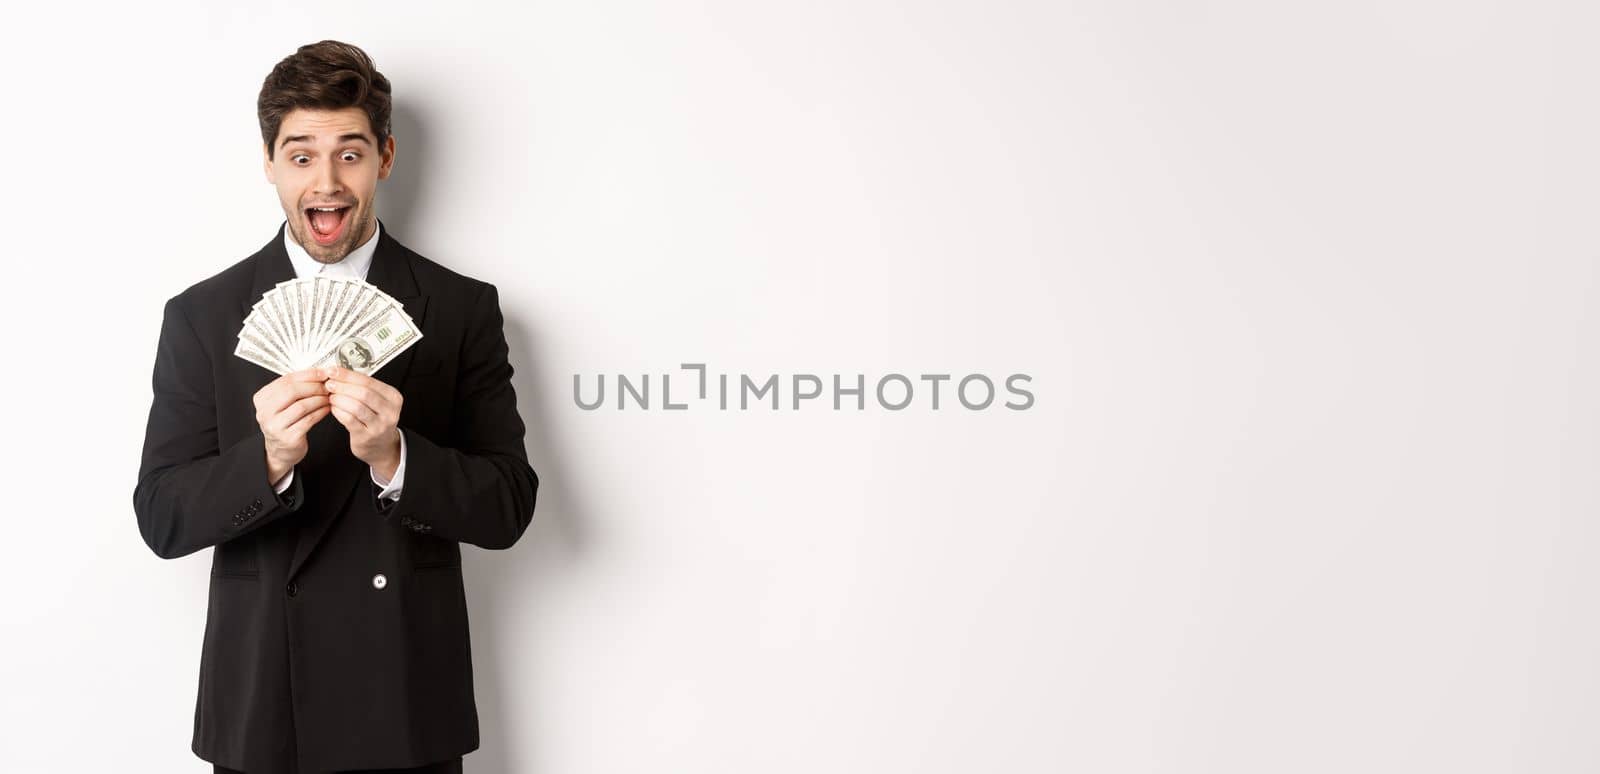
258, 40, 392, 159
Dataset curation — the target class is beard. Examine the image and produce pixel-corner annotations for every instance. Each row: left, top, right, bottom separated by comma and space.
285, 200, 376, 264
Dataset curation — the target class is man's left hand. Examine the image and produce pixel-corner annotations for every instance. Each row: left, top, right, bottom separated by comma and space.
324, 367, 404, 479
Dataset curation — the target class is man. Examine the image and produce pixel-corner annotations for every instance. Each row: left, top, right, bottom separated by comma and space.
133, 40, 538, 774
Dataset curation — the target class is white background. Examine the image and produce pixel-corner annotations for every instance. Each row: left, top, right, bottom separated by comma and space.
2, 1, 1597, 771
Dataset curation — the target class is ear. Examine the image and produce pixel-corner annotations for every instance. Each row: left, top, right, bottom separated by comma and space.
377, 134, 396, 181
263, 143, 276, 184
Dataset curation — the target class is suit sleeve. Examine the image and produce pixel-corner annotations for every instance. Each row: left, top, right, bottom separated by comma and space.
382, 282, 538, 549
133, 295, 305, 559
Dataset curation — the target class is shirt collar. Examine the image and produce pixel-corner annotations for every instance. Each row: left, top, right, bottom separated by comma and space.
283, 220, 382, 281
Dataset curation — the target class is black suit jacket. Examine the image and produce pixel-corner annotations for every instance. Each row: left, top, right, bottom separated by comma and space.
133, 222, 539, 772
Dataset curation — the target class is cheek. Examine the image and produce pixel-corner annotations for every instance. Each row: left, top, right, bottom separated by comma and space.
351, 165, 382, 197
273, 178, 306, 206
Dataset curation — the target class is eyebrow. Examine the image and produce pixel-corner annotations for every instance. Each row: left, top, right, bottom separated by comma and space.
279, 132, 374, 149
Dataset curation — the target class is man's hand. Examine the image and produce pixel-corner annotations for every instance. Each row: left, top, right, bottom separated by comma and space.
254, 368, 332, 485
324, 366, 404, 480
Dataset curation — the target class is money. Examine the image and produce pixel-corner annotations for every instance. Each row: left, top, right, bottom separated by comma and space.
234, 276, 422, 376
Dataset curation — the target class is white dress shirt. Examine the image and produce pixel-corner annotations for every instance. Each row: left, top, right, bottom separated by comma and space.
271, 221, 407, 502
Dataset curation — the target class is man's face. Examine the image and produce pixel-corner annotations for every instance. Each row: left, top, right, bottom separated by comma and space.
264, 107, 395, 263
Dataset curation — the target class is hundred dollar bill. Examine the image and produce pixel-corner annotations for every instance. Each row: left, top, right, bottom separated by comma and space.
263, 287, 297, 360
286, 279, 309, 357
248, 299, 294, 364
330, 279, 384, 354
243, 315, 291, 367
316, 277, 358, 357
307, 276, 328, 357
271, 280, 299, 358
324, 285, 385, 362
236, 277, 421, 375
233, 338, 289, 376
310, 302, 422, 375
288, 280, 308, 355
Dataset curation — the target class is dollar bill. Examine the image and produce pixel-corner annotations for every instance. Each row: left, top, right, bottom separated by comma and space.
233, 338, 291, 376
310, 302, 421, 375
236, 277, 423, 376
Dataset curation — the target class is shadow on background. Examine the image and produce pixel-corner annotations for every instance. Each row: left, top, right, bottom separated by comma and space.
383, 98, 592, 774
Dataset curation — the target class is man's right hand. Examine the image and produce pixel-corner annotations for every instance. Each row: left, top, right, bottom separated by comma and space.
255, 369, 332, 485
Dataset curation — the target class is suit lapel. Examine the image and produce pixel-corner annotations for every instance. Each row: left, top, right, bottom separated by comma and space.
240, 223, 294, 318
273, 220, 431, 581
234, 226, 295, 403
361, 223, 429, 389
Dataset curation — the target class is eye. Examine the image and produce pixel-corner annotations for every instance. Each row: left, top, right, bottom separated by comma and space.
341, 151, 360, 162
291, 154, 310, 165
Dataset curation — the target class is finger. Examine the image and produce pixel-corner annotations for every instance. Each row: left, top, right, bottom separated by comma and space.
371, 375, 401, 404
326, 380, 387, 413
330, 404, 366, 431
322, 366, 370, 386
268, 400, 327, 439
273, 395, 331, 433
324, 367, 400, 402
329, 393, 379, 424
287, 368, 329, 383
292, 378, 332, 395
336, 384, 394, 420
278, 380, 332, 405
285, 405, 330, 436
259, 377, 330, 415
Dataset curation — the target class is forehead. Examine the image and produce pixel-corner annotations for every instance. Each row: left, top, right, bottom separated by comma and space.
276, 107, 374, 145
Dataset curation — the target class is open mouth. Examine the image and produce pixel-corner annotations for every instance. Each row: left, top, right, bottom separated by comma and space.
304, 205, 352, 246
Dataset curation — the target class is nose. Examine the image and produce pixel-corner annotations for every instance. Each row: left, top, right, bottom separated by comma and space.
313, 157, 343, 198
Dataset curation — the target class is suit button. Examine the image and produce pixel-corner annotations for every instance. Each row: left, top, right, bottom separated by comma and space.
372, 573, 388, 590
285, 581, 299, 597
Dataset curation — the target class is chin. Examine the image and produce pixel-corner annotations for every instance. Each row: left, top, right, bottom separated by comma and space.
292, 210, 368, 260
